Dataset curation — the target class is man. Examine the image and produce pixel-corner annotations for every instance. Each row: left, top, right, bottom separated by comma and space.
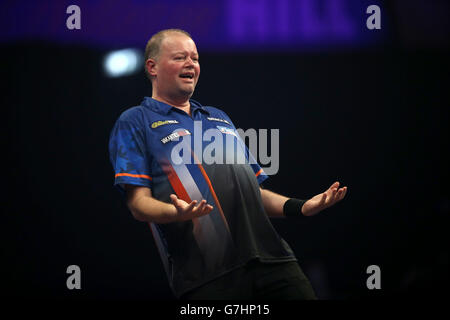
108, 29, 347, 300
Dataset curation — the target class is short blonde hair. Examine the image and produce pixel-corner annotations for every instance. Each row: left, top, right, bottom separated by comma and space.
144, 29, 192, 81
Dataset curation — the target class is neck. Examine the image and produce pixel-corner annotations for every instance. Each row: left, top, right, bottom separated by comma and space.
152, 93, 191, 116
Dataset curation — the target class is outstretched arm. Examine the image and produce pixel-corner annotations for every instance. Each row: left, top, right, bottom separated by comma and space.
259, 188, 289, 218
125, 185, 213, 223
260, 182, 348, 218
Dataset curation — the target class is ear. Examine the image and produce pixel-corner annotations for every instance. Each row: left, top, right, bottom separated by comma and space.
146, 58, 157, 77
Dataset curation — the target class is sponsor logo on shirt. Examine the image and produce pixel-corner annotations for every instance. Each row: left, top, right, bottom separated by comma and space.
217, 125, 237, 137
151, 120, 179, 129
207, 117, 231, 125
161, 129, 191, 144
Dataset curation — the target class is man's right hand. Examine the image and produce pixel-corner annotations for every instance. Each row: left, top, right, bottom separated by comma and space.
125, 184, 213, 223
169, 194, 213, 221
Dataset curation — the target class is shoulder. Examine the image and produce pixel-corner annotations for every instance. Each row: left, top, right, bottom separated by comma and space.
118, 105, 146, 122
204, 105, 226, 116
206, 106, 235, 127
114, 105, 152, 131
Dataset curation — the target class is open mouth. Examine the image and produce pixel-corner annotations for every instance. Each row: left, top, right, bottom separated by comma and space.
179, 73, 194, 80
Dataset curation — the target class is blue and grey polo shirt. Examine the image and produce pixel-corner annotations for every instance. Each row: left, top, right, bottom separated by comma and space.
108, 97, 296, 297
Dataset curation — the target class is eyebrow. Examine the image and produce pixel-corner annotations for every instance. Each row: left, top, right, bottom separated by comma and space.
172, 51, 199, 56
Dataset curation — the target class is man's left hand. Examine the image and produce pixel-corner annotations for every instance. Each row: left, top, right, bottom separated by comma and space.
301, 182, 347, 216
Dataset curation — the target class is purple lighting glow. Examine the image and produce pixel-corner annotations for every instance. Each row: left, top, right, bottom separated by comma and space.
0, 0, 385, 51
228, 0, 358, 46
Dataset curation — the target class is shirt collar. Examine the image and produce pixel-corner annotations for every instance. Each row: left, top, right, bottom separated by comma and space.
142, 97, 210, 116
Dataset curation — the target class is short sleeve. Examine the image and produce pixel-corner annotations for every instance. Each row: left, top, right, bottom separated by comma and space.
218, 110, 269, 185
108, 119, 153, 194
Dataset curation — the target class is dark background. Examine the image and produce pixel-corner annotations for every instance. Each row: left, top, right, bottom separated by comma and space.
2, 1, 449, 301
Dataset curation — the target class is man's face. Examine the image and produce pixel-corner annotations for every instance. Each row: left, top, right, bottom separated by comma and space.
152, 33, 200, 99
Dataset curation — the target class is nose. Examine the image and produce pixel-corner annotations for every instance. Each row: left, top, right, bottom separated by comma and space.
184, 57, 195, 68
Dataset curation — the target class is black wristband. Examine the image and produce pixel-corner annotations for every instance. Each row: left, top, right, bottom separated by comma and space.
283, 198, 306, 217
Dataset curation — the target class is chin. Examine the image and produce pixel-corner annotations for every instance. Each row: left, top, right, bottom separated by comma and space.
180, 87, 195, 97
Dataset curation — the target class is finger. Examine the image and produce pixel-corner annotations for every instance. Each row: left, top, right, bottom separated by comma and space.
329, 181, 340, 190
319, 192, 327, 205
194, 200, 206, 212
335, 188, 345, 201
327, 185, 338, 196
185, 200, 198, 212
328, 188, 339, 204
199, 203, 212, 215
338, 187, 348, 201
340, 187, 348, 200
331, 187, 338, 198
170, 194, 179, 206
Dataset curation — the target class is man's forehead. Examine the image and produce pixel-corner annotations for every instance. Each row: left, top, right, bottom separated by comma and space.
161, 33, 197, 52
